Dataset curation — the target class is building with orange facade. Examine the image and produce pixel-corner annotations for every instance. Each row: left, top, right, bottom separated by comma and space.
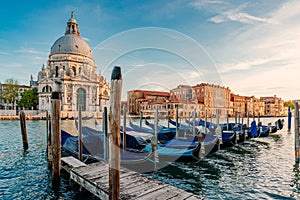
260, 95, 285, 116
127, 90, 170, 115
230, 94, 246, 117
127, 85, 286, 118
193, 83, 231, 117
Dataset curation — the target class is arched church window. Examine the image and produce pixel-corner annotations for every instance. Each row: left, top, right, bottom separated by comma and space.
79, 67, 81, 74
72, 67, 76, 75
55, 66, 59, 77
42, 85, 52, 93
72, 25, 75, 32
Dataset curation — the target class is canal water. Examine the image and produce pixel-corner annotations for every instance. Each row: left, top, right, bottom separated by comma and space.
0, 117, 299, 199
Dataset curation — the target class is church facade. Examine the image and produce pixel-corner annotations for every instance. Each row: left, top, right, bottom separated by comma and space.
37, 12, 109, 117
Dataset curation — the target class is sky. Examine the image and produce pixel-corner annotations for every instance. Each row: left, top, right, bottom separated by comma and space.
0, 0, 299, 100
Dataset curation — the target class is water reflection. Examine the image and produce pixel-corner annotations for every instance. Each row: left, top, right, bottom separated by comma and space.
291, 164, 300, 198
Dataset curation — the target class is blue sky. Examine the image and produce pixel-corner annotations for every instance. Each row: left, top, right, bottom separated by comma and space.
0, 0, 299, 100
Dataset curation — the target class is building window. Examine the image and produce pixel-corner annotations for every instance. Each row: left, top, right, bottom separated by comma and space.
55, 66, 59, 77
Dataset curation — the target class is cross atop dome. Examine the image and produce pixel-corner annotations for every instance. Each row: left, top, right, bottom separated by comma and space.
65, 11, 80, 36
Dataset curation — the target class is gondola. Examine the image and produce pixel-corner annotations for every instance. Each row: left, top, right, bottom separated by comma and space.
129, 121, 175, 144
61, 128, 156, 173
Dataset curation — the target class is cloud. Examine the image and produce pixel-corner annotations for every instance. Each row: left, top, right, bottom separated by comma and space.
212, 0, 300, 100
0, 51, 10, 55
15, 49, 48, 55
0, 63, 24, 68
189, 0, 225, 9
209, 4, 274, 24
220, 55, 288, 73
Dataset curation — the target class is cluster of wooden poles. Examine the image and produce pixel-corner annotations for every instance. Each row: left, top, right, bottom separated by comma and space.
18, 67, 124, 199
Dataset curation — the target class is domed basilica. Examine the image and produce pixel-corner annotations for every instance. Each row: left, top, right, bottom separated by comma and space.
37, 12, 109, 117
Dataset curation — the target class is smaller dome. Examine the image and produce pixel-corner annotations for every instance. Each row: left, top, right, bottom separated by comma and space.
68, 17, 77, 24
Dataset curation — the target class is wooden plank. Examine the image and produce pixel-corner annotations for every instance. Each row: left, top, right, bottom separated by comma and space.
70, 170, 109, 200
73, 162, 107, 176
130, 184, 169, 199
139, 185, 202, 200
82, 170, 109, 182
61, 156, 86, 173
136, 187, 181, 199
64, 157, 202, 200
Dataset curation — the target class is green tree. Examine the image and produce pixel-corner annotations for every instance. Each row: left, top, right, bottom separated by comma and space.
2, 78, 19, 109
284, 100, 295, 109
17, 88, 38, 109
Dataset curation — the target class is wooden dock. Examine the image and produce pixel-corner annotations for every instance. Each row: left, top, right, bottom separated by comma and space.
61, 156, 203, 200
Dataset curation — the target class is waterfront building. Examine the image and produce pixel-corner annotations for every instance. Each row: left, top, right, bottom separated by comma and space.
167, 85, 200, 118
193, 83, 231, 117
230, 94, 246, 117
127, 90, 170, 115
259, 100, 265, 117
170, 85, 195, 104
245, 96, 261, 117
37, 12, 109, 117
260, 95, 285, 116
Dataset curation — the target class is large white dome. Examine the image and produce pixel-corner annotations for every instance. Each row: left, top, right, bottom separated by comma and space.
49, 12, 93, 59
50, 34, 93, 59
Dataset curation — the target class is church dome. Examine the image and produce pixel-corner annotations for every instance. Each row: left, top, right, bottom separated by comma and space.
50, 34, 93, 58
50, 12, 93, 59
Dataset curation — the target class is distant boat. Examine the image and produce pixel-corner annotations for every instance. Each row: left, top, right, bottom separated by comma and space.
129, 120, 175, 144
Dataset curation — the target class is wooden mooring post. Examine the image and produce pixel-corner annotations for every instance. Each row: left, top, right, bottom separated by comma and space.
204, 109, 207, 133
288, 106, 292, 133
78, 104, 83, 161
215, 109, 222, 151
51, 91, 61, 187
123, 105, 127, 151
103, 107, 108, 160
241, 112, 244, 125
192, 108, 196, 137
234, 112, 237, 124
152, 105, 159, 170
108, 66, 122, 200
226, 110, 229, 131
295, 102, 300, 163
139, 111, 143, 129
188, 112, 191, 128
175, 105, 179, 139
47, 113, 52, 168
46, 110, 49, 158
19, 111, 28, 150
247, 112, 250, 127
